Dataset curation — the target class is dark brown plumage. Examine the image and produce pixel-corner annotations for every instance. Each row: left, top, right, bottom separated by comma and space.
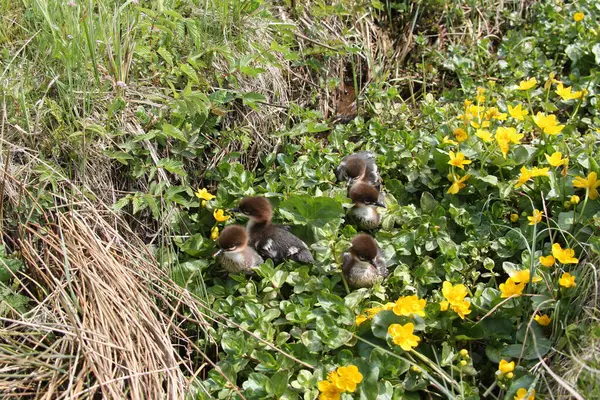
236, 197, 314, 264
348, 183, 385, 230
336, 151, 381, 190
342, 233, 388, 288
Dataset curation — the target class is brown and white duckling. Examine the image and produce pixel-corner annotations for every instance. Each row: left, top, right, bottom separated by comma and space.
342, 233, 388, 288
233, 197, 314, 264
336, 151, 381, 190
348, 182, 386, 230
214, 225, 264, 274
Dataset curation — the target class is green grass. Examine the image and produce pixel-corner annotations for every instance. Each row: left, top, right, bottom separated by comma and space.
1, 0, 600, 399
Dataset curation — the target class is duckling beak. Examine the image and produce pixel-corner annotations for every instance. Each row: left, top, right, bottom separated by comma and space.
229, 207, 240, 213
375, 201, 386, 208
347, 177, 353, 185
213, 249, 223, 257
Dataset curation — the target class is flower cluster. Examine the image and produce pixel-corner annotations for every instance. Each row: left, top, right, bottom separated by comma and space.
318, 365, 363, 400
440, 281, 471, 319
195, 188, 230, 240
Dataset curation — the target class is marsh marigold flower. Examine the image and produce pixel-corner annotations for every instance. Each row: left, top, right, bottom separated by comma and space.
447, 174, 470, 194
511, 269, 541, 284
515, 167, 533, 188
213, 209, 230, 222
556, 83, 584, 101
574, 12, 584, 22
498, 359, 515, 374
196, 188, 216, 201
388, 323, 421, 351
534, 314, 551, 326
573, 172, 600, 200
393, 295, 426, 318
442, 136, 458, 146
514, 388, 536, 400
528, 209, 543, 225
318, 380, 342, 400
448, 151, 472, 170
453, 128, 468, 143
570, 195, 580, 205
210, 226, 219, 240
539, 255, 555, 267
533, 112, 565, 135
552, 243, 579, 264
545, 152, 567, 167
518, 77, 537, 91
355, 314, 368, 326
531, 167, 549, 178
508, 103, 528, 120
500, 277, 525, 298
441, 281, 472, 319
475, 129, 494, 142
559, 272, 576, 288
335, 366, 363, 392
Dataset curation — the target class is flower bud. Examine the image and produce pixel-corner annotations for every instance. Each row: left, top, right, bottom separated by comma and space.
510, 213, 519, 223
570, 195, 580, 205
459, 360, 467, 366
506, 372, 514, 379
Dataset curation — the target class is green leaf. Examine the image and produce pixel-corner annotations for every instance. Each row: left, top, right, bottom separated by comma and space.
279, 195, 344, 228
371, 310, 412, 339
157, 159, 187, 177
271, 371, 289, 397
162, 123, 187, 142
157, 46, 173, 66
242, 92, 266, 111
242, 373, 272, 397
179, 63, 198, 84
420, 192, 436, 214
104, 150, 134, 165
557, 211, 575, 230
0, 250, 22, 283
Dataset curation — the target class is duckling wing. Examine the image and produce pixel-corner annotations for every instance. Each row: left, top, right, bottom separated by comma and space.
342, 252, 352, 275
254, 227, 314, 264
374, 249, 388, 277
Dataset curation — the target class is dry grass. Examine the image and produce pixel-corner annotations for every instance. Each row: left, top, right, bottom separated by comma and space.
0, 164, 221, 399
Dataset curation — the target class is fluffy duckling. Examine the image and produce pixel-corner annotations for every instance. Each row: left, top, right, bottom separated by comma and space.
234, 197, 314, 264
348, 182, 385, 230
214, 225, 264, 274
342, 233, 388, 288
336, 151, 381, 190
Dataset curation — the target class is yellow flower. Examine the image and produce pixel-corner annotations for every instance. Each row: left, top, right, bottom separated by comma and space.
534, 314, 551, 326
531, 167, 549, 178
533, 112, 565, 135
528, 209, 543, 225
201, 200, 207, 208
485, 107, 507, 121
508, 103, 529, 121
335, 365, 363, 392
514, 388, 536, 400
451, 300, 472, 319
545, 152, 566, 167
355, 314, 368, 326
495, 127, 523, 158
393, 295, 426, 318
210, 226, 219, 240
447, 174, 470, 194
573, 172, 600, 200
453, 128, 468, 143
556, 83, 584, 101
506, 372, 514, 380
471, 120, 491, 129
440, 301, 449, 311
574, 12, 584, 22
498, 359, 515, 374
511, 270, 542, 284
442, 135, 458, 146
500, 277, 525, 298
213, 209, 230, 222
518, 77, 537, 91
448, 151, 472, 170
196, 188, 216, 201
442, 281, 469, 305
459, 349, 469, 357
318, 380, 342, 400
365, 302, 395, 318
552, 243, 579, 264
476, 129, 494, 142
510, 213, 519, 223
515, 167, 533, 188
570, 195, 580, 205
539, 255, 555, 267
388, 323, 421, 351
559, 272, 576, 288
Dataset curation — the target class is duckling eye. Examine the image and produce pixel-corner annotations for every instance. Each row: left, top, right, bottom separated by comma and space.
358, 256, 367, 261
225, 246, 236, 251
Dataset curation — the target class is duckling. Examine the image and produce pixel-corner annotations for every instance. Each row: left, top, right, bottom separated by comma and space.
233, 197, 314, 264
342, 233, 388, 288
336, 151, 381, 190
348, 182, 385, 230
214, 225, 264, 274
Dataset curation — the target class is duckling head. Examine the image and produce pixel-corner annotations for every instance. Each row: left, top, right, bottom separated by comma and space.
345, 157, 367, 183
235, 196, 273, 223
215, 225, 248, 256
349, 182, 385, 208
350, 233, 379, 264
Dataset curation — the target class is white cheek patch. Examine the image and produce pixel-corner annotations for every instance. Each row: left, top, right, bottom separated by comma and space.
287, 246, 299, 256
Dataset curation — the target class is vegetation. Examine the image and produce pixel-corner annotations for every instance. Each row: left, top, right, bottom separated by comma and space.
1, 0, 599, 399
